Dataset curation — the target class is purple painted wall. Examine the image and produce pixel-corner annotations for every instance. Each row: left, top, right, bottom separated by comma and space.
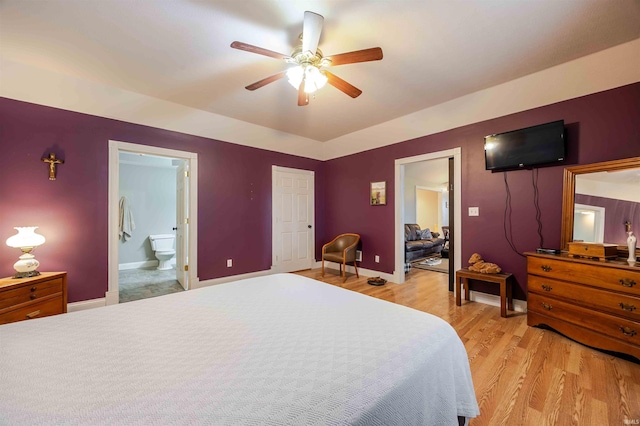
1, 83, 638, 304
575, 194, 640, 244
0, 98, 325, 303
324, 83, 640, 300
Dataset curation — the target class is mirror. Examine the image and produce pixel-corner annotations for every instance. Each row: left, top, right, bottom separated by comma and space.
561, 156, 640, 252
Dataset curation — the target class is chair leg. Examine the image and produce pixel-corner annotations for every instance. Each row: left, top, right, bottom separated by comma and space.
342, 261, 347, 283
353, 261, 359, 278
322, 259, 325, 277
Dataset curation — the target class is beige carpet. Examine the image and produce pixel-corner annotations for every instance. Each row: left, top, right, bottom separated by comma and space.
412, 257, 449, 273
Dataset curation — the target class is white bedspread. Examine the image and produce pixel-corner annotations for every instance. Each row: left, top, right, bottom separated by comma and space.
0, 273, 479, 425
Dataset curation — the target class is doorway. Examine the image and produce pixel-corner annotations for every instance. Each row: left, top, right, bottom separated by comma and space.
106, 141, 198, 305
272, 166, 315, 272
394, 148, 461, 294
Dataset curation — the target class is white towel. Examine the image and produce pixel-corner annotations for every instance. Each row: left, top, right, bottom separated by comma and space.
118, 196, 135, 241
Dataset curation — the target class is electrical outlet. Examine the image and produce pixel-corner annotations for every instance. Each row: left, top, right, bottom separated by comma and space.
468, 207, 479, 216
356, 250, 362, 262
375, 255, 380, 263
226, 259, 232, 267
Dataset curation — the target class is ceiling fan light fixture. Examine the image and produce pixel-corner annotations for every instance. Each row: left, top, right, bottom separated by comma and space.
286, 65, 327, 94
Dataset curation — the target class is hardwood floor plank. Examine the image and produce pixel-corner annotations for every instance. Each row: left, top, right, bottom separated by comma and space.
294, 268, 640, 424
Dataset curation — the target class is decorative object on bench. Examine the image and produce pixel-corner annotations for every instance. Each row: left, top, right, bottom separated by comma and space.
468, 253, 502, 274
367, 277, 387, 286
322, 233, 360, 283
404, 224, 445, 263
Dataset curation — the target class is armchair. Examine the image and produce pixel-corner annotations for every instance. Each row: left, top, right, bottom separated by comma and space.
322, 233, 360, 283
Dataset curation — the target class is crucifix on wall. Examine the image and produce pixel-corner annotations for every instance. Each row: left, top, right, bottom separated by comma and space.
41, 153, 64, 180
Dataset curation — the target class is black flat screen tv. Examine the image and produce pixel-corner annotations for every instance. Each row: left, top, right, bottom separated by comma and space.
484, 120, 565, 171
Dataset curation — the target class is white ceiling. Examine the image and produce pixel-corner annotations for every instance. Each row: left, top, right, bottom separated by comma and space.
1, 0, 638, 143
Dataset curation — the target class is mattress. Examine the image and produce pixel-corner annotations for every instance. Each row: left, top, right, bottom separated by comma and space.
0, 273, 479, 425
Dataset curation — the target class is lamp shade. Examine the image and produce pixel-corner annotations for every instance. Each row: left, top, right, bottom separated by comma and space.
6, 227, 46, 249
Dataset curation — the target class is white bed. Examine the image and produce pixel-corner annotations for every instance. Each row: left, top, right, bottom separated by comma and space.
0, 273, 479, 425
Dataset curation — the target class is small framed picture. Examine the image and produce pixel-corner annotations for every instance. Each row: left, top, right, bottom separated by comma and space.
370, 181, 386, 205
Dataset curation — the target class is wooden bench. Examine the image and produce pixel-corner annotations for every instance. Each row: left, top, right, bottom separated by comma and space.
455, 268, 514, 318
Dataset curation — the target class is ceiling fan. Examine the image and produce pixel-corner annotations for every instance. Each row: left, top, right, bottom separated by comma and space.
231, 11, 383, 106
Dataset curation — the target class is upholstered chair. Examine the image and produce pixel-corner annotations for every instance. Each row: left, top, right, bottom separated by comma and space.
322, 233, 360, 283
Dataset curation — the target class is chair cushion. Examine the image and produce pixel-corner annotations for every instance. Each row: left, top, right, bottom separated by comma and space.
323, 252, 347, 263
404, 224, 421, 241
405, 241, 425, 252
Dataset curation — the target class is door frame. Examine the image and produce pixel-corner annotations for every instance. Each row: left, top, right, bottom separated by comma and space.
394, 148, 462, 290
271, 165, 315, 272
106, 140, 199, 305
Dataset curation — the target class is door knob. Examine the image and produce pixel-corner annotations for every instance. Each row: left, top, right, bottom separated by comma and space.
172, 227, 177, 230
308, 225, 312, 229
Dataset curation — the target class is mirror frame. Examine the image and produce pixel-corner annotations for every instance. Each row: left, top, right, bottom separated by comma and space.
561, 156, 640, 250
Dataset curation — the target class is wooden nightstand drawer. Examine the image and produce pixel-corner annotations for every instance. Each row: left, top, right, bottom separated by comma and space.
0, 272, 67, 325
528, 256, 640, 296
528, 275, 640, 321
528, 293, 640, 345
0, 297, 64, 325
0, 278, 63, 311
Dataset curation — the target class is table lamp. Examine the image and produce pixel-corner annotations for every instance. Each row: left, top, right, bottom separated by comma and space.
6, 227, 46, 278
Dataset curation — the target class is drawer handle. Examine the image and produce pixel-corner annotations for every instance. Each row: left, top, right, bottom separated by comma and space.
26, 310, 41, 319
541, 284, 553, 292
541, 302, 553, 311
30, 286, 37, 292
619, 327, 637, 337
30, 294, 37, 300
619, 278, 637, 288
619, 303, 637, 312
541, 265, 552, 272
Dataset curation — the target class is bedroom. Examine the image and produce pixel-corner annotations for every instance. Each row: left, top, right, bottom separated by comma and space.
1, 1, 640, 424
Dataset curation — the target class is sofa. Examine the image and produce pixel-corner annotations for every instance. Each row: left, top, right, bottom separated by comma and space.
404, 224, 446, 263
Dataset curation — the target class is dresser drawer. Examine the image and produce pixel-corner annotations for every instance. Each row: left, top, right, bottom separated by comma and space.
528, 293, 640, 346
528, 275, 640, 322
0, 278, 63, 311
528, 256, 640, 296
0, 296, 64, 325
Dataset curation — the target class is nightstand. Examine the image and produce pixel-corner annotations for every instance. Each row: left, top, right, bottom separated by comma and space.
0, 272, 67, 325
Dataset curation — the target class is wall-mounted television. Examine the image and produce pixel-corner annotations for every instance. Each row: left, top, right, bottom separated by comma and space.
484, 120, 565, 171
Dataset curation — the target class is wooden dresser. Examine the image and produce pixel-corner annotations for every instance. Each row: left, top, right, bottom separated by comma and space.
0, 272, 67, 325
526, 252, 640, 360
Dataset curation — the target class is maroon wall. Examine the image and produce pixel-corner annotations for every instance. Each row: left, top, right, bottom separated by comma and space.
324, 83, 640, 300
0, 98, 325, 302
2, 83, 638, 304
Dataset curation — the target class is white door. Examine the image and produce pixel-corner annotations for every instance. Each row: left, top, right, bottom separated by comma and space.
176, 161, 188, 289
272, 167, 314, 272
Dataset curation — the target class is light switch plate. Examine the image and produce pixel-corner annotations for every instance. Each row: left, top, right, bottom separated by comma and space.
469, 207, 479, 216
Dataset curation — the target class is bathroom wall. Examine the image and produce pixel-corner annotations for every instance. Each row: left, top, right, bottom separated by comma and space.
118, 154, 177, 267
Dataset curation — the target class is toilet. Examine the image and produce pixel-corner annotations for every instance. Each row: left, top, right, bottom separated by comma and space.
149, 234, 176, 270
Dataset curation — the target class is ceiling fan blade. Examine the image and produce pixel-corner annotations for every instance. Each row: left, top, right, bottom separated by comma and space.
245, 71, 287, 91
302, 11, 323, 55
328, 47, 383, 66
325, 71, 362, 98
298, 80, 309, 106
231, 41, 289, 60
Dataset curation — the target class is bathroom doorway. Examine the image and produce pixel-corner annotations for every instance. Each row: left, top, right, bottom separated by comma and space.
106, 141, 198, 305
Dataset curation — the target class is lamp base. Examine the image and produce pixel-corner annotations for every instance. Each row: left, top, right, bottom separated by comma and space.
13, 270, 41, 279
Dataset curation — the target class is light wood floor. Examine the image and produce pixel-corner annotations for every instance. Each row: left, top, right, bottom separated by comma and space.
295, 268, 640, 425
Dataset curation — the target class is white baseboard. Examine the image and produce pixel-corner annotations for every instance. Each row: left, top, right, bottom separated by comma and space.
313, 261, 396, 284
118, 260, 159, 270
192, 268, 275, 289
469, 291, 527, 313
68, 297, 106, 312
